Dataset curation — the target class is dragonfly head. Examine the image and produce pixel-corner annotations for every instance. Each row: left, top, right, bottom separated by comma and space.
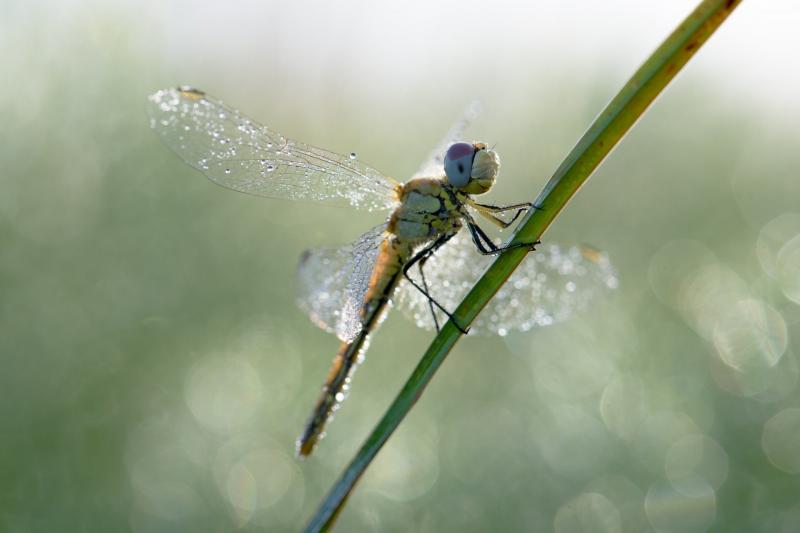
443, 142, 500, 195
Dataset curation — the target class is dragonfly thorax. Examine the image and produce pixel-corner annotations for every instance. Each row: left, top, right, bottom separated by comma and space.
389, 178, 464, 243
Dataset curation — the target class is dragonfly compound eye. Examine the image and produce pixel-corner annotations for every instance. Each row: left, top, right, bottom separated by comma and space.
444, 142, 475, 187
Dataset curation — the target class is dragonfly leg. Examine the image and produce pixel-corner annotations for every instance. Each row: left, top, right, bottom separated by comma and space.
478, 211, 523, 229
467, 221, 540, 256
469, 200, 544, 229
417, 261, 441, 333
472, 201, 537, 213
402, 234, 470, 335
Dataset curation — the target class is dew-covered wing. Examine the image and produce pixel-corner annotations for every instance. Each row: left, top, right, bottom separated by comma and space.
147, 87, 400, 211
296, 224, 388, 342
393, 230, 618, 335
412, 101, 481, 179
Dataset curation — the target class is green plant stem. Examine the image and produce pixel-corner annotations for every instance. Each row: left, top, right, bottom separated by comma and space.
305, 0, 741, 530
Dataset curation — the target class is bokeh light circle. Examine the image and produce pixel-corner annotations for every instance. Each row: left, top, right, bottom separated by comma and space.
776, 234, 800, 304
533, 345, 616, 400
599, 374, 647, 442
534, 405, 613, 478
184, 355, 263, 433
761, 408, 800, 474
554, 492, 622, 533
583, 475, 647, 532
632, 411, 701, 474
711, 299, 787, 371
756, 213, 800, 279
709, 349, 799, 402
225, 448, 296, 526
679, 264, 749, 341
367, 413, 440, 501
665, 434, 729, 492
648, 240, 716, 309
645, 478, 716, 532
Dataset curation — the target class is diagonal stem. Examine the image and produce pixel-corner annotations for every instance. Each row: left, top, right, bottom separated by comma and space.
305, 1, 741, 530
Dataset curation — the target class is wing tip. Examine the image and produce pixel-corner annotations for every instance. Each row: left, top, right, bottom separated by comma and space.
147, 85, 206, 106
176, 86, 206, 100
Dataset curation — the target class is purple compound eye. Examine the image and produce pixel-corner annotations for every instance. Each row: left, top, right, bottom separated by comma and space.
443, 142, 475, 187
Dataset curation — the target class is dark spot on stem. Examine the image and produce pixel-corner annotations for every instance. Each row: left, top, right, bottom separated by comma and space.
685, 41, 698, 52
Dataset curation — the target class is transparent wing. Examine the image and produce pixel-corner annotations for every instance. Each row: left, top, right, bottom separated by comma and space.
296, 224, 389, 342
412, 101, 481, 179
147, 87, 401, 211
393, 230, 619, 336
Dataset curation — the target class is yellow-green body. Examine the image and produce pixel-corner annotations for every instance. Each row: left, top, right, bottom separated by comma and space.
298, 146, 504, 456
297, 178, 469, 455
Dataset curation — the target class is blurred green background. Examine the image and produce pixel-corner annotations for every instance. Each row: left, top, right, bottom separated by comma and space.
3, 1, 800, 531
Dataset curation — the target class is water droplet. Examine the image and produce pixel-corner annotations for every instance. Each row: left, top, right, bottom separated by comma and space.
224, 168, 232, 175
266, 165, 275, 172
349, 152, 357, 160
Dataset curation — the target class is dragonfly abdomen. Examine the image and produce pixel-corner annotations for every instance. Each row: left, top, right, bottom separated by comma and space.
362, 238, 407, 318
297, 238, 408, 457
296, 333, 370, 457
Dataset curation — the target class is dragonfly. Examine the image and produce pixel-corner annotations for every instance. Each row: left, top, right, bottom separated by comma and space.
147, 87, 618, 457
